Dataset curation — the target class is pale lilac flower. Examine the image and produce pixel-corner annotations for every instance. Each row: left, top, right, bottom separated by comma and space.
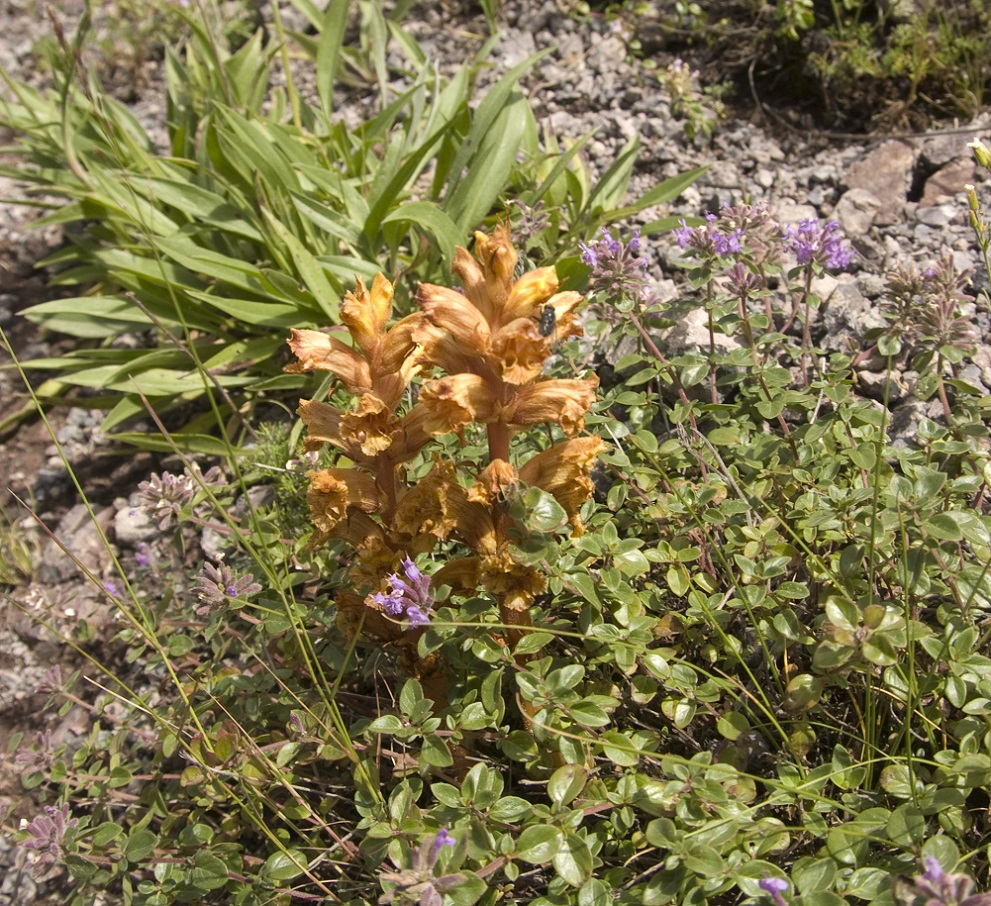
725, 261, 763, 297
137, 464, 223, 530
674, 213, 743, 262
781, 218, 854, 270
901, 855, 991, 906
192, 561, 263, 614
373, 557, 435, 629
134, 542, 152, 568
36, 665, 62, 695
579, 228, 652, 303
15, 730, 54, 773
379, 827, 465, 906
428, 828, 457, 865
759, 877, 790, 906
102, 578, 123, 597
286, 451, 320, 471
511, 200, 549, 246
20, 803, 77, 878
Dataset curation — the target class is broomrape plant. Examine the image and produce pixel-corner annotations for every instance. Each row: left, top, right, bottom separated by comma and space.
287, 224, 603, 707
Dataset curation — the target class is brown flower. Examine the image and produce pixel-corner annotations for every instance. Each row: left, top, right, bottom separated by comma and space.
507, 377, 600, 435
416, 224, 585, 385
519, 436, 606, 524
306, 468, 380, 538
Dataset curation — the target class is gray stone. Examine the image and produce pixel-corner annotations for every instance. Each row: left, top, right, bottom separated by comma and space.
919, 158, 976, 207
843, 140, 915, 224
113, 500, 159, 546
835, 188, 881, 236
37, 504, 115, 585
915, 204, 959, 228
661, 307, 741, 357
776, 203, 818, 225
821, 278, 884, 351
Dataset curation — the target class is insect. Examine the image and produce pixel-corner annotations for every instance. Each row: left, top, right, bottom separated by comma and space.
538, 304, 557, 338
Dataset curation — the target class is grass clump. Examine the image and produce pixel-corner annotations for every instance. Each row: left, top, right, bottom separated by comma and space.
3, 4, 991, 906
647, 0, 991, 130
0, 0, 698, 449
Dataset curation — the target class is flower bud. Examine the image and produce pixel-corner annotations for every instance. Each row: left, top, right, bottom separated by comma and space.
969, 139, 991, 170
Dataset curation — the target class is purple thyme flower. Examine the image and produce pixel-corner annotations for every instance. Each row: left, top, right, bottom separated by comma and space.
134, 542, 152, 568
14, 730, 55, 773
673, 213, 743, 261
20, 803, 77, 879
579, 227, 653, 303
428, 828, 457, 865
192, 561, 263, 614
676, 202, 783, 270
725, 261, 763, 298
781, 218, 854, 270
137, 464, 223, 530
511, 200, 549, 246
380, 827, 465, 906
906, 855, 991, 906
373, 557, 435, 629
759, 877, 790, 906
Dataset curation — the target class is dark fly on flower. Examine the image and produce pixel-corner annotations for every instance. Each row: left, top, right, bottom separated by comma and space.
538, 304, 556, 338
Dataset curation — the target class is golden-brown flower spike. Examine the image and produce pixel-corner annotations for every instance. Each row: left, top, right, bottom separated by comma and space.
289, 226, 604, 734
417, 374, 502, 435
472, 224, 518, 310
296, 400, 364, 460
415, 284, 490, 354
500, 267, 560, 324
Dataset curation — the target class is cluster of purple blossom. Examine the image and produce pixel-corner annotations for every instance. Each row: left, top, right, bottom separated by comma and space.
136, 463, 223, 531
674, 202, 855, 273
379, 828, 459, 906
909, 856, 991, 906
757, 857, 991, 906
373, 556, 435, 628
192, 560, 263, 614
782, 218, 855, 270
579, 228, 653, 303
674, 211, 744, 258
19, 803, 77, 879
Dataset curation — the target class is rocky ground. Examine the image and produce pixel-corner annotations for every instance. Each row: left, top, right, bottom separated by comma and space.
1, 0, 990, 901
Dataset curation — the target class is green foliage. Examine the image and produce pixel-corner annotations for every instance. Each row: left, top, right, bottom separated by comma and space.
10, 191, 991, 903
0, 3, 689, 451
659, 0, 991, 128
7, 4, 991, 906
0, 501, 34, 585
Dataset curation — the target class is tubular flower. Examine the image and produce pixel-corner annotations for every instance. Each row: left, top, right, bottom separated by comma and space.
288, 274, 429, 462
468, 459, 519, 507
479, 549, 546, 613
519, 436, 607, 530
285, 329, 371, 393
416, 374, 504, 434
506, 377, 600, 435
392, 458, 497, 557
306, 468, 380, 539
